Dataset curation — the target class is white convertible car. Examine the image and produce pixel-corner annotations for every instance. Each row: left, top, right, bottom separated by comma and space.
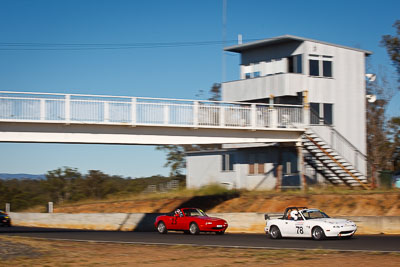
264, 207, 357, 240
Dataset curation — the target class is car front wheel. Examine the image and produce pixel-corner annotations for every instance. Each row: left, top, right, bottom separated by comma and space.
157, 221, 167, 234
189, 223, 200, 235
269, 226, 281, 239
312, 227, 325, 240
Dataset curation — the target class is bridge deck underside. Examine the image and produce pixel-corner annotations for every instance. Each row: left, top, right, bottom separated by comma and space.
0, 122, 304, 145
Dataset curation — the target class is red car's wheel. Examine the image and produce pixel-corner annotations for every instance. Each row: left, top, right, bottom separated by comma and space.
157, 221, 167, 234
189, 222, 200, 235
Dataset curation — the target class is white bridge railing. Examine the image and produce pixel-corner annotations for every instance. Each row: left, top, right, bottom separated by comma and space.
0, 91, 305, 130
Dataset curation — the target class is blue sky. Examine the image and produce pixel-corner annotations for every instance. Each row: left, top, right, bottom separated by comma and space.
0, 0, 399, 177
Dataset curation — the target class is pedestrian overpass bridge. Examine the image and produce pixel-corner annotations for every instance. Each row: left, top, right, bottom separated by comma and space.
0, 91, 306, 145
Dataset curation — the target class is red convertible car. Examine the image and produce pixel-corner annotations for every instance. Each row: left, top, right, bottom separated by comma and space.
154, 208, 228, 235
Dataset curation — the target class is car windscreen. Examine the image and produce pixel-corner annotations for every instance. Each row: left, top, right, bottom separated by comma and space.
183, 209, 207, 217
301, 210, 330, 219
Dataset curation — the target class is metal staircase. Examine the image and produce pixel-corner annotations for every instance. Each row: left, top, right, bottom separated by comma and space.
302, 129, 370, 189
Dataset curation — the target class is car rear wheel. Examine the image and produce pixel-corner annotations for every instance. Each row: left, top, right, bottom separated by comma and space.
312, 227, 325, 240
269, 226, 281, 239
157, 221, 167, 234
189, 223, 200, 235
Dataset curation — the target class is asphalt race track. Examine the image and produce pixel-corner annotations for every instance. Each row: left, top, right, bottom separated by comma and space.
1, 226, 399, 252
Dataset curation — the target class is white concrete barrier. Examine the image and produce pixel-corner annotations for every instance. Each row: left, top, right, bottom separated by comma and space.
8, 212, 400, 235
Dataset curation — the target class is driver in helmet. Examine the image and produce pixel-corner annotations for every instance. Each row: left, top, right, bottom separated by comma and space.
290, 210, 299, 221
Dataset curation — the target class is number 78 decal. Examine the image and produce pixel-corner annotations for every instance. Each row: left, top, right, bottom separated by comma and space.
296, 226, 304, 234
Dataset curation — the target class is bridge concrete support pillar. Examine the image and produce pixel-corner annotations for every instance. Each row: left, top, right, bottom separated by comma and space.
297, 142, 307, 192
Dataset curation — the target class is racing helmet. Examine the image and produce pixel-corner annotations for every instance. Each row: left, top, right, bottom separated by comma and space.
290, 210, 299, 220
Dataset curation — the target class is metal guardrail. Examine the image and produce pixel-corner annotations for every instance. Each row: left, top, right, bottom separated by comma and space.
0, 91, 305, 130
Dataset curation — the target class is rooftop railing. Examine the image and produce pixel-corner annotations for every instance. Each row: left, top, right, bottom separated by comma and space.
0, 91, 305, 130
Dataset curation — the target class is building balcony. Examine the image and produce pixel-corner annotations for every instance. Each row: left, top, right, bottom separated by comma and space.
222, 73, 335, 102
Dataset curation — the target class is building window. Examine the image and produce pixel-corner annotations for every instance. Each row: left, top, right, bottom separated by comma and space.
310, 102, 320, 124
288, 54, 302, 74
222, 153, 234, 171
323, 61, 332, 77
309, 60, 319, 76
248, 153, 265, 175
253, 71, 260, 78
310, 102, 333, 125
323, 103, 333, 125
245, 73, 251, 79
309, 55, 333, 78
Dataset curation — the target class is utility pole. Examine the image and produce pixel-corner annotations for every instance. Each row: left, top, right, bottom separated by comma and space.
222, 0, 227, 83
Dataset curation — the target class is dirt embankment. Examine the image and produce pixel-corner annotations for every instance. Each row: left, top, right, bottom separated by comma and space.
54, 192, 400, 216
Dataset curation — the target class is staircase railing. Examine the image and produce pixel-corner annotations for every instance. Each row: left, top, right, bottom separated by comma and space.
304, 134, 370, 189
307, 109, 366, 175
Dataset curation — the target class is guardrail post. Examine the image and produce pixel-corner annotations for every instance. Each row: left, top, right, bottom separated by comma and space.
219, 105, 225, 127
104, 101, 109, 122
40, 99, 46, 120
47, 202, 53, 213
5, 203, 10, 213
251, 104, 256, 129
65, 94, 70, 124
164, 105, 169, 125
193, 101, 199, 128
131, 97, 136, 126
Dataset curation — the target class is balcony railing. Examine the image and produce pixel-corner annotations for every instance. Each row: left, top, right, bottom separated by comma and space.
0, 91, 305, 130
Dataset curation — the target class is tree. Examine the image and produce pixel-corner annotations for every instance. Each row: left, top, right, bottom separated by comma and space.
209, 83, 221, 101
381, 19, 400, 171
156, 145, 192, 176
366, 68, 396, 174
388, 116, 400, 170
381, 20, 400, 82
83, 170, 116, 199
44, 167, 82, 204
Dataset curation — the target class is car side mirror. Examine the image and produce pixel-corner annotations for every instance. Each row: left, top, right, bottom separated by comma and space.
264, 214, 270, 220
